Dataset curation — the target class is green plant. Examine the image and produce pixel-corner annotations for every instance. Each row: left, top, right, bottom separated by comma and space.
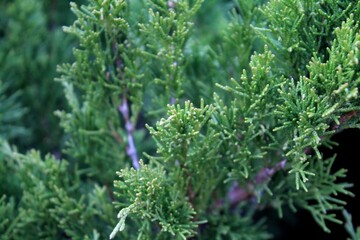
0, 0, 82, 152
1, 0, 359, 239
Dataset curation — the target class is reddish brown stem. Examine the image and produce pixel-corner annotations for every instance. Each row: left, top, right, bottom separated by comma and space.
213, 160, 286, 210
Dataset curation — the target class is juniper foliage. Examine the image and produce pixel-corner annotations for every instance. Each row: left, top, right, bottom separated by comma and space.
0, 0, 82, 152
1, 0, 360, 239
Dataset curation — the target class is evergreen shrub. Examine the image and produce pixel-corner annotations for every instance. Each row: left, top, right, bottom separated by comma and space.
1, 0, 360, 239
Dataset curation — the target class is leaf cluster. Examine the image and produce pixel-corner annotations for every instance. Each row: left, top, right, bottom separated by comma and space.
0, 140, 119, 240
0, 0, 79, 152
1, 0, 360, 239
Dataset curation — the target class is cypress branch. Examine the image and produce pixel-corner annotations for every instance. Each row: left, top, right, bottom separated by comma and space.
1, 0, 360, 239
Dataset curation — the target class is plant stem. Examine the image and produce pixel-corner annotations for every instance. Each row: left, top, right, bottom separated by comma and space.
213, 160, 287, 210
119, 95, 140, 170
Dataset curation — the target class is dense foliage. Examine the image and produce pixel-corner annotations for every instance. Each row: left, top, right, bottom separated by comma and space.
1, 0, 360, 239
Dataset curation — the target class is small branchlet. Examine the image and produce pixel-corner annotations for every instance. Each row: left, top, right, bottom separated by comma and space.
111, 161, 199, 239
